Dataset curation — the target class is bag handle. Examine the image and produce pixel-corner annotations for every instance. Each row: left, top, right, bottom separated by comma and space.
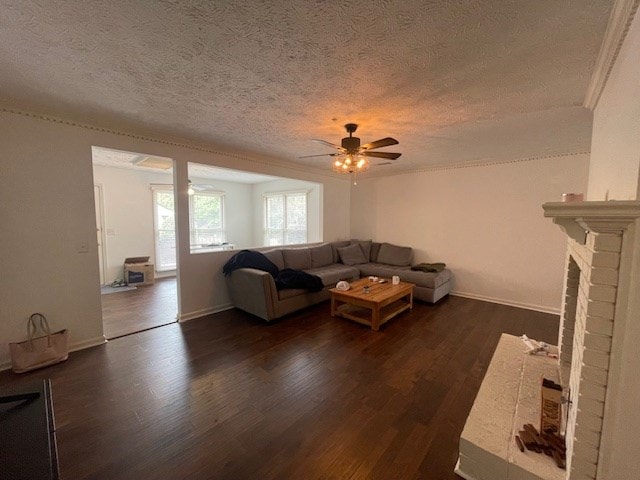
27, 313, 52, 350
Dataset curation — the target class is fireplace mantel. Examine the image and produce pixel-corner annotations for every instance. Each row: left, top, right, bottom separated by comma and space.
542, 200, 640, 244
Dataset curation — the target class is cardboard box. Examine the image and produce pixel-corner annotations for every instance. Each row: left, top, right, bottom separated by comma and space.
124, 257, 155, 286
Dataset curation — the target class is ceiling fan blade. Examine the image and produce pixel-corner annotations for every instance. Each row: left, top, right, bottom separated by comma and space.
373, 162, 393, 166
312, 139, 346, 151
193, 184, 216, 191
299, 153, 340, 158
360, 137, 398, 150
362, 151, 401, 160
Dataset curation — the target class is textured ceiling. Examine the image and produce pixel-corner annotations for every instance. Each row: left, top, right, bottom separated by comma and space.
0, 1, 613, 175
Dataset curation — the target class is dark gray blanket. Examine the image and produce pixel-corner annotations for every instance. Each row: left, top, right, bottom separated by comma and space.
223, 250, 323, 291
223, 250, 279, 277
275, 269, 323, 292
411, 262, 446, 273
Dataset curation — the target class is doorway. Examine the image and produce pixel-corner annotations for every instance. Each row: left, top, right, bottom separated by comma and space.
92, 146, 178, 339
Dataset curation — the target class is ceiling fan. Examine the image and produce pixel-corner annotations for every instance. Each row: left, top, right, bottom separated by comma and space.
300, 123, 401, 177
187, 180, 217, 195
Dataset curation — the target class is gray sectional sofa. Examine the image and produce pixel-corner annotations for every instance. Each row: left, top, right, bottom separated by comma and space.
225, 240, 451, 321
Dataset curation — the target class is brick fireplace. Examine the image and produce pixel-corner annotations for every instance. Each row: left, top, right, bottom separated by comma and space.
456, 200, 640, 480
543, 200, 640, 479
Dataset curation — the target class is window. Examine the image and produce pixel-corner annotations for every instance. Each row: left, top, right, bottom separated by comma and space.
264, 191, 307, 246
152, 187, 176, 271
190, 191, 225, 247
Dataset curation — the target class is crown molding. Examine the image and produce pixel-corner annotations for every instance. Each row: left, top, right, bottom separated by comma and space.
364, 151, 590, 179
0, 106, 341, 180
584, 0, 640, 110
0, 105, 588, 183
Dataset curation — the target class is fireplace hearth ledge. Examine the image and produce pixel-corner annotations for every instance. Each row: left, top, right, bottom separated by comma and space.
456, 334, 563, 480
542, 200, 640, 245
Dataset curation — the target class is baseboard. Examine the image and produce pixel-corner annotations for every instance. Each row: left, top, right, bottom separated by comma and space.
451, 291, 561, 315
0, 335, 107, 372
68, 335, 108, 352
179, 304, 234, 322
154, 270, 176, 279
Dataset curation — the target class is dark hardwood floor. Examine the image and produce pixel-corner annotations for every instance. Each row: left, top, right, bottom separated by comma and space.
101, 277, 177, 339
0, 296, 559, 480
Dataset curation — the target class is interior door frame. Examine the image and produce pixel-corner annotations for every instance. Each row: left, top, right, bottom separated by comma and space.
94, 183, 108, 285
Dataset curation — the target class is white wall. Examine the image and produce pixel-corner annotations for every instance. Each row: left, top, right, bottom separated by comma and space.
251, 178, 323, 246
0, 113, 105, 367
351, 153, 590, 313
586, 11, 640, 479
93, 165, 174, 282
587, 8, 640, 201
188, 173, 254, 250
0, 109, 351, 368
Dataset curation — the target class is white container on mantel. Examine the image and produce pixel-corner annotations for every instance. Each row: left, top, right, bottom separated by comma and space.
561, 193, 584, 202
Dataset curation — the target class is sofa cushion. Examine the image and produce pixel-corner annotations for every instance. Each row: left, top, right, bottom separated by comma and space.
358, 263, 451, 289
277, 288, 308, 300
262, 249, 284, 270
402, 268, 451, 289
358, 263, 410, 277
282, 248, 312, 270
370, 242, 382, 262
306, 264, 360, 287
351, 239, 372, 261
309, 243, 334, 268
338, 243, 368, 265
377, 242, 413, 266
331, 240, 351, 263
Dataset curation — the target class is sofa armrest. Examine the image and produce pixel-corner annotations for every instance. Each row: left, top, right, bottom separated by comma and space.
226, 268, 277, 321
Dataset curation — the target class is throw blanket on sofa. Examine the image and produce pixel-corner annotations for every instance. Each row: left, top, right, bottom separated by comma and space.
223, 250, 279, 277
223, 250, 323, 291
411, 262, 446, 273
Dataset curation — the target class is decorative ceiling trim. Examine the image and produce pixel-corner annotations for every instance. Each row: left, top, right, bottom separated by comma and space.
0, 106, 590, 181
0, 106, 341, 180
364, 151, 590, 179
583, 0, 640, 110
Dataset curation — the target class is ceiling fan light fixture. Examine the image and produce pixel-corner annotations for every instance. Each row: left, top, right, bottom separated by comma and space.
307, 123, 398, 179
332, 154, 369, 174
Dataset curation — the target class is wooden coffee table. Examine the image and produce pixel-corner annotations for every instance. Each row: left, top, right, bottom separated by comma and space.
330, 277, 414, 331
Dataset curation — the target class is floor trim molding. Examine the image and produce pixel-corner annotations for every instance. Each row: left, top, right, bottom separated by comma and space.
451, 291, 560, 315
179, 304, 234, 322
69, 336, 108, 351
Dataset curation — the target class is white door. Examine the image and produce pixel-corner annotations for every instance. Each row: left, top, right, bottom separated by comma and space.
94, 184, 107, 285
